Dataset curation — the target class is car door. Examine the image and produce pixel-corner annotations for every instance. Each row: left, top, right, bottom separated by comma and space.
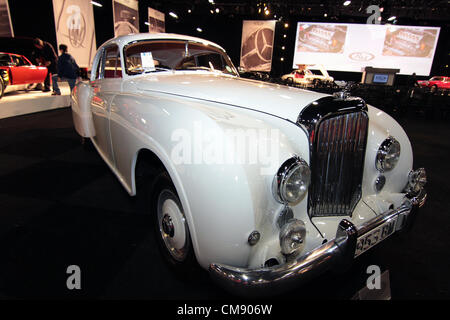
90, 44, 122, 166
9, 54, 31, 84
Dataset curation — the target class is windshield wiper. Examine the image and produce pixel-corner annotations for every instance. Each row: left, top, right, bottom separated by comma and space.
144, 67, 171, 73
128, 67, 171, 75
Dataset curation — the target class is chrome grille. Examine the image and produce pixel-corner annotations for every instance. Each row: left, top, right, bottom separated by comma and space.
309, 112, 368, 217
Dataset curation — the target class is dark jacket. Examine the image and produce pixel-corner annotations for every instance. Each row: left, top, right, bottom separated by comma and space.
33, 41, 58, 73
57, 53, 79, 79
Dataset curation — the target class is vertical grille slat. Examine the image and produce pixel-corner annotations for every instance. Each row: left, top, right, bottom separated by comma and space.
309, 111, 368, 217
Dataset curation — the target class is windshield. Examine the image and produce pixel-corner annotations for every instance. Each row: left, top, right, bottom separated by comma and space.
430, 77, 443, 81
124, 40, 238, 76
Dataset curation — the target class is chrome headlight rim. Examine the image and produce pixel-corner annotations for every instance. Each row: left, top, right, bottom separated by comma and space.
273, 156, 311, 205
375, 136, 401, 172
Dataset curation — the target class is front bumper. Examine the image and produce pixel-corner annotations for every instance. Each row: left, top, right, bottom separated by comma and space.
209, 189, 426, 296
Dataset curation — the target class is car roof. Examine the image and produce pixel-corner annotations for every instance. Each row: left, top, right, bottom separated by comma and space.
99, 33, 226, 52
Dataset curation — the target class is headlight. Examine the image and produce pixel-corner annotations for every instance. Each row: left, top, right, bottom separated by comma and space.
376, 137, 401, 172
273, 157, 311, 204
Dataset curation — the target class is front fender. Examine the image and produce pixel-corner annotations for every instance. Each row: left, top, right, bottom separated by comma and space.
109, 91, 320, 269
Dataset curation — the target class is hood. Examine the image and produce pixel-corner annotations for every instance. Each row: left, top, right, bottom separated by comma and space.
133, 72, 327, 123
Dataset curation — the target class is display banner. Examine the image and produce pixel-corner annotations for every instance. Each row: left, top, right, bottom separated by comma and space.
113, 0, 139, 37
0, 0, 14, 37
293, 22, 440, 76
52, 0, 97, 68
148, 7, 165, 33
240, 20, 276, 72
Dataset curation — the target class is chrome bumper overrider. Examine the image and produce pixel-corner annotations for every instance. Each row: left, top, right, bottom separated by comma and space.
209, 188, 426, 296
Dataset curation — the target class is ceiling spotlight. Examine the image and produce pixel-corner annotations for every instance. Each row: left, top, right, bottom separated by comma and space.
210, 9, 214, 14
188, 9, 192, 13
208, 0, 214, 4
90, 1, 102, 7
388, 16, 396, 21
169, 12, 178, 19
265, 9, 270, 15
281, 57, 284, 61
196, 27, 203, 32
343, 1, 351, 6
283, 34, 287, 38
324, 13, 328, 17
216, 8, 220, 13
282, 46, 285, 50
284, 23, 289, 28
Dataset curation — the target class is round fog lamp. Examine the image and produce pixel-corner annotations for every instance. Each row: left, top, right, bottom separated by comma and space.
279, 219, 306, 255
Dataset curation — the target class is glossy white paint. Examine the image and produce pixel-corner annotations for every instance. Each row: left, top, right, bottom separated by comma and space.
71, 34, 416, 270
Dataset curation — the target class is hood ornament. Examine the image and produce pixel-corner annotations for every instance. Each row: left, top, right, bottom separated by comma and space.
333, 81, 356, 100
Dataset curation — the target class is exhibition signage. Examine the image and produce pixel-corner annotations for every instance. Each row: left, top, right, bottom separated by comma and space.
52, 0, 97, 68
148, 7, 165, 33
0, 0, 14, 37
240, 20, 276, 72
293, 22, 440, 76
113, 0, 139, 37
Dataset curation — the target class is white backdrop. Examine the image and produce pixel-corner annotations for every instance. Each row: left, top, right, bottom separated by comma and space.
293, 22, 440, 76
52, 0, 97, 68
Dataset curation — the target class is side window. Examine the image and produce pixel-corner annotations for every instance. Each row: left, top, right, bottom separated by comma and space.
104, 45, 122, 78
18, 56, 30, 66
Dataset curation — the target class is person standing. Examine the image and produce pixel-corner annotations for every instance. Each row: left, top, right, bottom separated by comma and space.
32, 38, 58, 92
52, 44, 80, 95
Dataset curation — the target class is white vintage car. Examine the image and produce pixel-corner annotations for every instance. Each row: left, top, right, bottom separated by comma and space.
281, 65, 334, 86
71, 33, 427, 296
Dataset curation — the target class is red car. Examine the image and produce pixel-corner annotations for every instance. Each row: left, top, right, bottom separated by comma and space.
418, 76, 450, 90
0, 52, 48, 99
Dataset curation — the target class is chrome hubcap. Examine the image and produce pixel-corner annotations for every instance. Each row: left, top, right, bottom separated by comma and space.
162, 214, 174, 237
157, 189, 189, 262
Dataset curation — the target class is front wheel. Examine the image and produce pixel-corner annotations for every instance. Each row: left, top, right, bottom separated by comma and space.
285, 77, 294, 86
152, 172, 196, 271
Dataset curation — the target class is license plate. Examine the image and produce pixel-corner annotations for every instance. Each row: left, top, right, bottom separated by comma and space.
355, 216, 398, 258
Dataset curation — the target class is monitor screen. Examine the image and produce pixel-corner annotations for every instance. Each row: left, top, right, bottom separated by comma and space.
373, 74, 389, 84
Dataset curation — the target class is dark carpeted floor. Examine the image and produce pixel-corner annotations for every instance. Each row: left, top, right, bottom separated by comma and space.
0, 107, 449, 299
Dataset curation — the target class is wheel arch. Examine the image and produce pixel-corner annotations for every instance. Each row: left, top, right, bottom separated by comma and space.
131, 146, 203, 265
